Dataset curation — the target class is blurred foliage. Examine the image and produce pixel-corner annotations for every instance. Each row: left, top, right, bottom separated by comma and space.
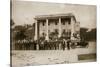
49, 29, 59, 40
80, 28, 96, 41
12, 23, 35, 40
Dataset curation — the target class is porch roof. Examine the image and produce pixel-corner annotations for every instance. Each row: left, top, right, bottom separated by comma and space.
34, 13, 75, 20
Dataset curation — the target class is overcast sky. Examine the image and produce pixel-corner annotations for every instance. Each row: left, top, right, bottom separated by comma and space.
12, 0, 96, 29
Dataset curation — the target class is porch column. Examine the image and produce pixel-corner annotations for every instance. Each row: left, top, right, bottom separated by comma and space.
58, 18, 61, 37
71, 17, 75, 40
34, 20, 39, 50
46, 19, 49, 40
34, 20, 38, 40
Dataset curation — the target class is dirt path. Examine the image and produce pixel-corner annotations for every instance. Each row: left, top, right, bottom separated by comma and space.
11, 42, 96, 67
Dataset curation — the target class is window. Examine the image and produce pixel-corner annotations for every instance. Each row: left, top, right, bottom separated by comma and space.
67, 29, 71, 37
42, 22, 45, 26
55, 29, 58, 34
42, 32, 45, 36
55, 22, 58, 25
67, 18, 71, 24
62, 22, 65, 25
63, 29, 66, 33
68, 21, 70, 25
48, 22, 50, 26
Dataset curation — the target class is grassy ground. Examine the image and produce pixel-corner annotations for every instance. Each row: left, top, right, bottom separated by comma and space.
78, 53, 96, 60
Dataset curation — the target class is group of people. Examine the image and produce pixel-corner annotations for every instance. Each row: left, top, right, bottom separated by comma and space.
14, 39, 37, 50
38, 39, 71, 50
14, 39, 79, 50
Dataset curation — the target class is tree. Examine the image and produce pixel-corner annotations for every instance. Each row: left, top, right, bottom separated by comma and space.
80, 27, 96, 41
80, 28, 88, 40
14, 25, 27, 40
15, 30, 27, 40
49, 29, 58, 40
24, 27, 35, 39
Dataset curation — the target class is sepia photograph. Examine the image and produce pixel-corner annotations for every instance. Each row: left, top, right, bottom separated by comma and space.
11, 0, 96, 67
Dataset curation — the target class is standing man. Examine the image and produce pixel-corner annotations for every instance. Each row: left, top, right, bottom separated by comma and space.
62, 39, 66, 51
67, 39, 70, 50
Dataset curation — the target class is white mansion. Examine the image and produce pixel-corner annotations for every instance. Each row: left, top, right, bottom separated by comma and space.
34, 13, 80, 40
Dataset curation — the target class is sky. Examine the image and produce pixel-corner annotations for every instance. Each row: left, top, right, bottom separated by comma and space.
12, 0, 96, 29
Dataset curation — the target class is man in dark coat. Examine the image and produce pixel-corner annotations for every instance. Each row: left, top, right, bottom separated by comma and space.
67, 39, 70, 50
62, 39, 66, 51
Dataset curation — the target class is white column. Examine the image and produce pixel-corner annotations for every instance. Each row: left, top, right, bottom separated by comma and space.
46, 19, 49, 40
71, 17, 75, 40
34, 20, 37, 40
58, 18, 61, 37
